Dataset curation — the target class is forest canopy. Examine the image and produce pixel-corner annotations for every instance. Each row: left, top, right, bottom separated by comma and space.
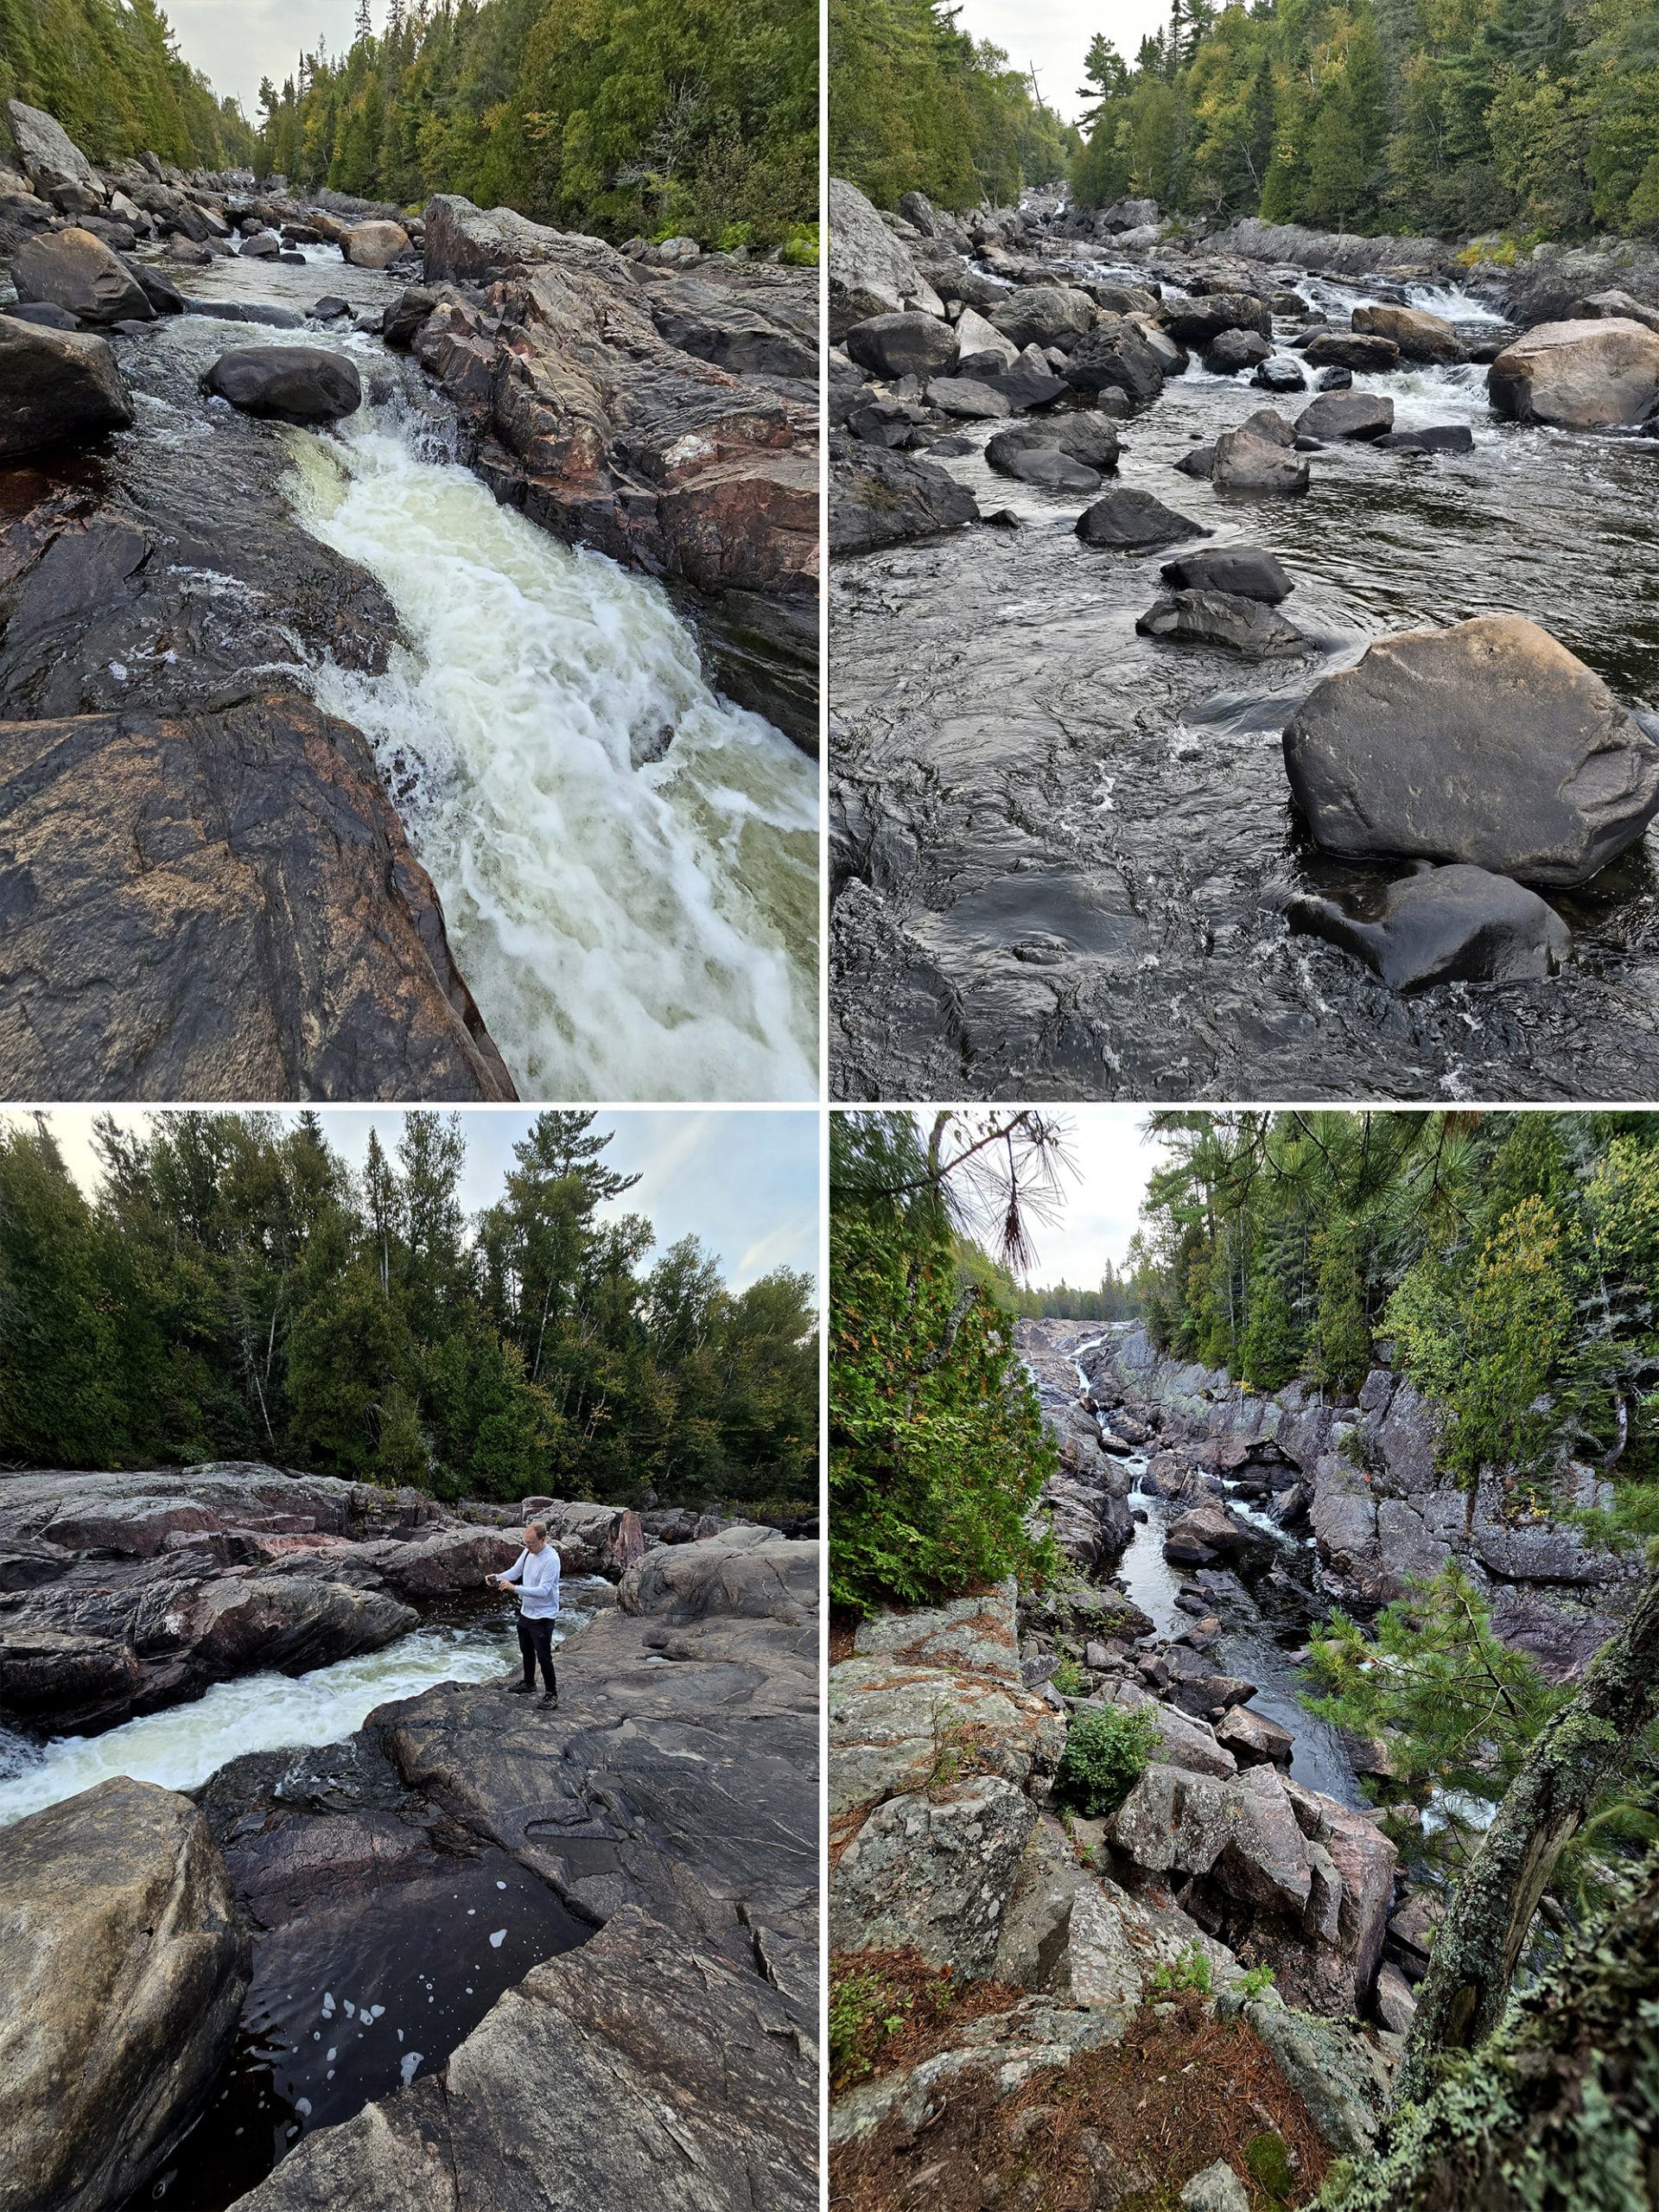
1134, 1109, 1659, 1512
1070, 0, 1659, 241
830, 0, 1076, 209
0, 1110, 817, 1513
0, 0, 255, 170
257, 0, 817, 253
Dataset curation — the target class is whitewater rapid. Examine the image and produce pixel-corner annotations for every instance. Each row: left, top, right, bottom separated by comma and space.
284, 416, 819, 1102
0, 1618, 524, 1827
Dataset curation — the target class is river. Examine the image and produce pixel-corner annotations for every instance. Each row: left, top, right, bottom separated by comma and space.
0, 1593, 594, 2209
97, 245, 820, 1101
1057, 1339, 1360, 1805
830, 247, 1659, 1102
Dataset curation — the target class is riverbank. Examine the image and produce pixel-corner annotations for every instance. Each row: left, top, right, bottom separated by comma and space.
0, 104, 819, 1102
0, 1465, 820, 2212
828, 179, 1659, 1102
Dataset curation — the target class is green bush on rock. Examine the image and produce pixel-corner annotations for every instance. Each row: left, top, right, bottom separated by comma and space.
1055, 1705, 1160, 1818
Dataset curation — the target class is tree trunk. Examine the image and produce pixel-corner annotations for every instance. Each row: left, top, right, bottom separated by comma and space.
1395, 1560, 1659, 2106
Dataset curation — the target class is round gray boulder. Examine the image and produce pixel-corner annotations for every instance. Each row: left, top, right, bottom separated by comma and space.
204, 344, 363, 422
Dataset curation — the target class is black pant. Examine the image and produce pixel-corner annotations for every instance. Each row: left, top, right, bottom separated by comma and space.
518, 1615, 557, 1694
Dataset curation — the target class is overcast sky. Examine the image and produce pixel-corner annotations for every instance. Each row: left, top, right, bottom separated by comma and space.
957, 0, 1172, 125
29, 1107, 819, 1292
164, 0, 365, 117
937, 1109, 1171, 1287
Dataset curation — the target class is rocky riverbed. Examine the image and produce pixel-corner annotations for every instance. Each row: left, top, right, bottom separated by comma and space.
829, 177, 1659, 1102
827, 1313, 1643, 2206
0, 101, 819, 1102
0, 1466, 820, 2212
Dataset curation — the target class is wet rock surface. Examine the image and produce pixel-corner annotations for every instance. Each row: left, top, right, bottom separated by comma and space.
830, 187, 1659, 1099
1287, 862, 1572, 988
0, 1774, 251, 2212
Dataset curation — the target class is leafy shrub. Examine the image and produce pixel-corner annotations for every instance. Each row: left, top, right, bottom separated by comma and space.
1148, 1944, 1214, 1996
1238, 1963, 1277, 1998
1051, 1657, 1088, 1697
829, 1964, 911, 2089
1055, 1705, 1160, 1817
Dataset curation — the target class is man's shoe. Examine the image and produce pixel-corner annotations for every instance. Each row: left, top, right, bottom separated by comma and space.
542, 1693, 559, 1707
507, 1681, 536, 1695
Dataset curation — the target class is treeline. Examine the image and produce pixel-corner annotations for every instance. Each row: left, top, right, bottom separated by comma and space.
957, 1242, 1144, 1324
0, 1110, 816, 1511
0, 0, 255, 171
1071, 0, 1659, 240
257, 0, 817, 253
1137, 1109, 1659, 1505
830, 0, 1075, 210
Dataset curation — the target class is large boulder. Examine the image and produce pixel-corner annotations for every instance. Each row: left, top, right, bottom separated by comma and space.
1211, 426, 1309, 494
421, 194, 577, 284
342, 219, 410, 269
0, 1777, 251, 2212
1295, 390, 1394, 441
1287, 863, 1571, 989
4, 100, 102, 203
1351, 302, 1466, 363
1282, 613, 1659, 887
830, 1773, 1036, 1974
828, 175, 937, 339
1488, 315, 1659, 427
1075, 487, 1205, 551
1160, 546, 1293, 602
1202, 328, 1273, 375
988, 285, 1096, 352
0, 692, 517, 1101
1062, 320, 1166, 402
617, 1525, 817, 1622
1164, 293, 1271, 345
0, 316, 131, 457
10, 226, 152, 327
842, 309, 957, 381
1304, 329, 1400, 372
205, 346, 362, 423
518, 1499, 645, 1579
830, 436, 978, 555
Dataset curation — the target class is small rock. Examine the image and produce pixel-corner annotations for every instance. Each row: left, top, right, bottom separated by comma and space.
1160, 546, 1293, 602
1287, 862, 1570, 989
1180, 2159, 1251, 2212
1077, 487, 1206, 550
1136, 588, 1304, 655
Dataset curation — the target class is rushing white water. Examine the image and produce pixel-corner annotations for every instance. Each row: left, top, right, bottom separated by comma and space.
283, 416, 818, 1102
0, 1618, 525, 1827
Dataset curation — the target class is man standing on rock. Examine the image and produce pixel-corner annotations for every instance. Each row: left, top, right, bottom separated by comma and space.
488, 1521, 562, 1705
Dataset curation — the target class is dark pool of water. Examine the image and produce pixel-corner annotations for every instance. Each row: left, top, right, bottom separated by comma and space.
830, 262, 1659, 1101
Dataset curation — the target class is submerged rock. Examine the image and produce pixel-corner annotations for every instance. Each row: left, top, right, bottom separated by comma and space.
1287, 863, 1571, 990
1076, 486, 1206, 550
1282, 613, 1659, 887
205, 344, 363, 422
10, 224, 153, 326
0, 1776, 251, 2212
0, 315, 131, 456
1489, 315, 1659, 427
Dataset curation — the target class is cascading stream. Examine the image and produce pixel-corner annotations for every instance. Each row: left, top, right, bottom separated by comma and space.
136, 258, 818, 1103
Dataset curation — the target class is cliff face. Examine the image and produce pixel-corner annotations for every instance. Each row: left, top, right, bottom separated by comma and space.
1029, 1319, 1642, 1680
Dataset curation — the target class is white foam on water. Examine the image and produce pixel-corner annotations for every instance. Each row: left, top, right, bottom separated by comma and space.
283, 419, 819, 1101
0, 1619, 522, 1827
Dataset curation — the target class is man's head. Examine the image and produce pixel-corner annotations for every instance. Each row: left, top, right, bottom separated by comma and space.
525, 1521, 548, 1553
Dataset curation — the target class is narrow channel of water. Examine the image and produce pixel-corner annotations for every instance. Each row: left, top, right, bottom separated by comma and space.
127, 251, 819, 1103
0, 1609, 539, 1827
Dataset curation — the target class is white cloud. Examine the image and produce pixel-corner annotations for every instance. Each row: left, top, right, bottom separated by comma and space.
164, 0, 365, 120
955, 0, 1171, 127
